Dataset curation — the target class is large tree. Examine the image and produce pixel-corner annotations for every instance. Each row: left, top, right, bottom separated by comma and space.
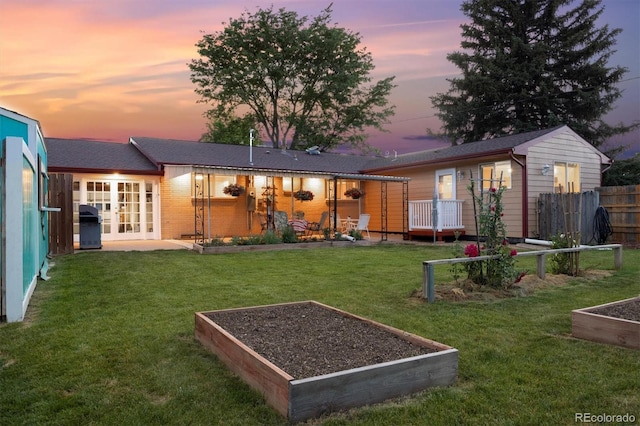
189, 5, 395, 152
431, 0, 636, 148
199, 113, 261, 145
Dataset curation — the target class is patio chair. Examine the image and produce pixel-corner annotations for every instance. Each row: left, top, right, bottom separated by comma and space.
306, 211, 329, 236
289, 218, 309, 237
349, 214, 371, 239
274, 211, 289, 234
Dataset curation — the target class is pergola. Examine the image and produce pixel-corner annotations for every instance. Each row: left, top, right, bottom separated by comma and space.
190, 165, 410, 242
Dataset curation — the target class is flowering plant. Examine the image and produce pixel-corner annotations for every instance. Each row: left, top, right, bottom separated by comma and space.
464, 244, 479, 257
293, 190, 314, 201
464, 177, 523, 288
344, 187, 364, 199
223, 183, 244, 196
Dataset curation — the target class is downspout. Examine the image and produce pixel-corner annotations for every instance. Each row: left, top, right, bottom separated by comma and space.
333, 176, 338, 234
601, 160, 613, 186
510, 150, 527, 239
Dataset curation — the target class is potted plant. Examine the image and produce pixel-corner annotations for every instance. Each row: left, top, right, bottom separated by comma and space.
293, 190, 314, 201
223, 183, 244, 196
344, 187, 364, 199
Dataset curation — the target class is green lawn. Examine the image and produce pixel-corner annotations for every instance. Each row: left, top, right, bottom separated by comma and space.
1, 244, 638, 425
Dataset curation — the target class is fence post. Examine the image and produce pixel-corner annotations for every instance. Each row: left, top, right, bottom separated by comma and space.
536, 254, 546, 279
613, 246, 623, 270
422, 262, 435, 303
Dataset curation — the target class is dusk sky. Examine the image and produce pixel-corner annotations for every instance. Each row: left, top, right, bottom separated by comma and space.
1, 0, 638, 156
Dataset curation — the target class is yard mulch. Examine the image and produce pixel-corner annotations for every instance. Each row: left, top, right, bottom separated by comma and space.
411, 269, 614, 302
205, 303, 437, 379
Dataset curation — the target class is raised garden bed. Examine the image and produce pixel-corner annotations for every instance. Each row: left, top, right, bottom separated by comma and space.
572, 296, 640, 350
194, 301, 458, 422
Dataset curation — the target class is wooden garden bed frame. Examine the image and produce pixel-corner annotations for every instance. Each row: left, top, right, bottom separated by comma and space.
194, 301, 458, 422
572, 296, 640, 350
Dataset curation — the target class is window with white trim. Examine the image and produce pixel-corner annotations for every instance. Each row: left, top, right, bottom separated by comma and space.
479, 160, 512, 189
554, 162, 580, 193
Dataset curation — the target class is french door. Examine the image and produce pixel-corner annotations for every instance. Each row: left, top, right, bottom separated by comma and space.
80, 178, 156, 241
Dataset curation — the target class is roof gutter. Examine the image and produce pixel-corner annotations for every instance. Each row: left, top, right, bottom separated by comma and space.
48, 166, 163, 176
190, 164, 410, 182
363, 148, 514, 174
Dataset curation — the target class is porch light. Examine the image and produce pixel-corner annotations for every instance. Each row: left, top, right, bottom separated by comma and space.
456, 170, 465, 181
541, 164, 551, 176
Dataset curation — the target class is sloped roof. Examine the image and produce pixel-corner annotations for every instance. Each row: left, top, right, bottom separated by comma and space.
130, 136, 375, 175
46, 138, 160, 174
361, 126, 569, 172
46, 125, 607, 179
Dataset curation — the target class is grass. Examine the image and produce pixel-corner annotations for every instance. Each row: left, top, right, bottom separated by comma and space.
1, 244, 638, 425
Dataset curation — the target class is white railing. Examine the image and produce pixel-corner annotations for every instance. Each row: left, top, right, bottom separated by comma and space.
409, 199, 464, 231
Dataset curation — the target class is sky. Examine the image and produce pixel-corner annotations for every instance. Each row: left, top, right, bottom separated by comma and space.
1, 0, 638, 157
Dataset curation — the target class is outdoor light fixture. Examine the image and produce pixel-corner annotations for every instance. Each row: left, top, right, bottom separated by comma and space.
541, 164, 551, 176
456, 170, 465, 181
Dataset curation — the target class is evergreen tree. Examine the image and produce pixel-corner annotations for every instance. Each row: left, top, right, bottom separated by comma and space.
431, 0, 636, 148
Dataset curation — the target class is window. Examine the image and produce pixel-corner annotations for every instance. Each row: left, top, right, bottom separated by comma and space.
554, 162, 580, 193
282, 177, 301, 194
335, 180, 359, 200
192, 174, 238, 197
214, 175, 237, 197
480, 161, 512, 189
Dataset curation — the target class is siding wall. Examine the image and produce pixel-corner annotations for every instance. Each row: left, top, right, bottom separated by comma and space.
361, 179, 406, 234
526, 130, 604, 238
379, 157, 525, 238
160, 173, 362, 239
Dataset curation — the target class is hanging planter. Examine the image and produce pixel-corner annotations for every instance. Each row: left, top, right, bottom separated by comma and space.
344, 188, 364, 199
293, 190, 314, 201
223, 183, 244, 197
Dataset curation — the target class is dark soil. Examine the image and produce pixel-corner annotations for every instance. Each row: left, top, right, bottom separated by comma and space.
589, 298, 640, 322
206, 303, 437, 379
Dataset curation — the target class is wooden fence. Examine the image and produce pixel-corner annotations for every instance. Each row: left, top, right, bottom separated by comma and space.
596, 185, 640, 247
48, 173, 74, 255
537, 191, 600, 244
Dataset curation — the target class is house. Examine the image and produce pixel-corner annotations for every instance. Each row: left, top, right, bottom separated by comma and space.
45, 124, 610, 244
46, 138, 163, 242
362, 125, 611, 240
47, 137, 409, 243
1, 107, 53, 322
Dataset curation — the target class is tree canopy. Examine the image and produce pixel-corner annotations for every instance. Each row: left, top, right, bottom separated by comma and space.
189, 5, 395, 152
199, 113, 262, 145
431, 0, 636, 149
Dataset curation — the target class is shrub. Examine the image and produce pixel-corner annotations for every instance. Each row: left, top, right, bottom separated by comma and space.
550, 233, 580, 275
349, 229, 363, 240
262, 230, 282, 245
281, 225, 298, 243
